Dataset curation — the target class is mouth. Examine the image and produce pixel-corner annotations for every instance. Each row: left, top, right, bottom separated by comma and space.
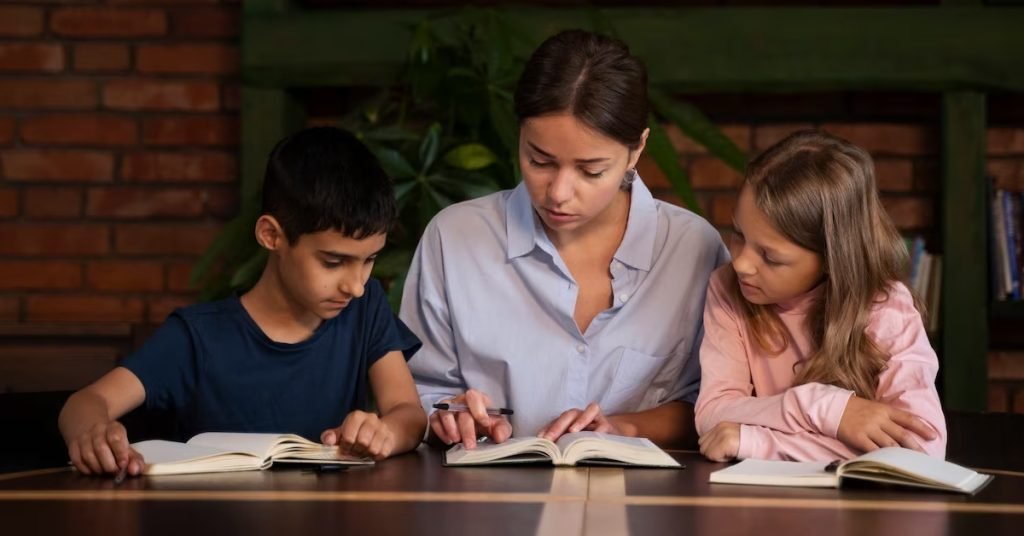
738, 280, 759, 291
542, 207, 576, 222
326, 299, 350, 309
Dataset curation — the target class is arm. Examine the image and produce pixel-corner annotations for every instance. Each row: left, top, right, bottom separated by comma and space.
58, 367, 146, 475
695, 272, 853, 438
738, 424, 858, 461
608, 401, 695, 449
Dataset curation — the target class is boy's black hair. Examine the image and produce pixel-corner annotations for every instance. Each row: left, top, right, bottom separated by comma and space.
261, 126, 397, 243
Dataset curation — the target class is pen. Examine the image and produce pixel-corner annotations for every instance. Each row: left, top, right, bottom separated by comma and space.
824, 459, 842, 473
432, 403, 514, 416
113, 463, 129, 485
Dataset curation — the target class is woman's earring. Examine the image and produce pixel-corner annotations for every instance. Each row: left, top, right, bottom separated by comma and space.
620, 168, 637, 191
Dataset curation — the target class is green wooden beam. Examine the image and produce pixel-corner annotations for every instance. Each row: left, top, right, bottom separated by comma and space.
941, 91, 988, 411
244, 7, 1024, 92
240, 88, 305, 204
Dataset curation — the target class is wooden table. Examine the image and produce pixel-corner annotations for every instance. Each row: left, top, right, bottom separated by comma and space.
1, 446, 1021, 536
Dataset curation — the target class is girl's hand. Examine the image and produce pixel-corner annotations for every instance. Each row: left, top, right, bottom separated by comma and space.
429, 389, 512, 449
699, 422, 740, 462
322, 410, 396, 461
537, 403, 619, 441
837, 396, 937, 453
67, 420, 145, 477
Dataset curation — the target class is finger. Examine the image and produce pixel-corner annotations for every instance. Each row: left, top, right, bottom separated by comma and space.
355, 417, 378, 449
458, 411, 479, 449
491, 418, 512, 444
429, 413, 452, 444
890, 411, 937, 441
127, 448, 146, 476
439, 410, 461, 445
91, 434, 120, 473
80, 445, 101, 475
339, 413, 367, 451
882, 421, 923, 452
68, 441, 88, 475
464, 389, 494, 429
862, 431, 890, 452
590, 421, 614, 433
106, 424, 132, 467
320, 428, 339, 446
367, 430, 388, 458
568, 404, 601, 434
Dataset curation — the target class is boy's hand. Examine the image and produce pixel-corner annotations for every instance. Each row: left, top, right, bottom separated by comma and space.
67, 420, 145, 477
837, 396, 937, 453
698, 421, 741, 462
537, 403, 619, 441
321, 411, 396, 461
430, 389, 512, 449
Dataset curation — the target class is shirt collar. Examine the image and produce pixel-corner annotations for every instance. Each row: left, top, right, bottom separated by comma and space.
505, 171, 659, 272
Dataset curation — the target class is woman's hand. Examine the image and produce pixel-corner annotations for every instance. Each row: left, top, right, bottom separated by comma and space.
837, 396, 937, 453
537, 403, 620, 441
698, 422, 740, 462
429, 389, 512, 449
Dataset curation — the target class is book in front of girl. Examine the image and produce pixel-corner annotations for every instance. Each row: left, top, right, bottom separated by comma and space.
709, 447, 992, 495
443, 432, 681, 468
130, 432, 373, 475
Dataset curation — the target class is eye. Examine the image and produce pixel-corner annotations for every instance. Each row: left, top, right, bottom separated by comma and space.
365, 256, 377, 265
528, 158, 553, 168
321, 260, 341, 269
580, 169, 605, 178
762, 253, 783, 266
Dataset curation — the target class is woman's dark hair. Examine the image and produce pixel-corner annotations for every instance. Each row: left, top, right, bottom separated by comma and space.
261, 126, 396, 243
514, 30, 649, 149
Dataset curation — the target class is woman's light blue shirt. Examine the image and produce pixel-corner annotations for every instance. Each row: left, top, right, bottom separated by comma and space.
400, 177, 728, 436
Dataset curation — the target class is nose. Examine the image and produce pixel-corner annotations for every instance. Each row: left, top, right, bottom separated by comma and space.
338, 266, 366, 299
731, 245, 757, 277
546, 169, 574, 206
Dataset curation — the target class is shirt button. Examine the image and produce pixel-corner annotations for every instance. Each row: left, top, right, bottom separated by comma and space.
576, 344, 586, 353
619, 293, 629, 303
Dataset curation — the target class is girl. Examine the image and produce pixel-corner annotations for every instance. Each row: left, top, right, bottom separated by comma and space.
402, 30, 727, 449
695, 129, 946, 462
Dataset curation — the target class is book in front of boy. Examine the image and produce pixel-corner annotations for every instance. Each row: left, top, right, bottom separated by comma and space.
131, 432, 373, 475
443, 431, 681, 468
708, 447, 992, 495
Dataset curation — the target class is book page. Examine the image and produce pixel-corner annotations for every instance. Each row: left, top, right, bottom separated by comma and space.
187, 432, 287, 459
557, 432, 680, 467
709, 459, 839, 488
444, 437, 559, 465
840, 447, 989, 492
132, 439, 265, 475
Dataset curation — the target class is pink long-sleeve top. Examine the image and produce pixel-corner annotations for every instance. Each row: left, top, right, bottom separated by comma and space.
695, 267, 947, 461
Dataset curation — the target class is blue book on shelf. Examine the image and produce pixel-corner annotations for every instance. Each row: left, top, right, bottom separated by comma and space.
1002, 190, 1020, 300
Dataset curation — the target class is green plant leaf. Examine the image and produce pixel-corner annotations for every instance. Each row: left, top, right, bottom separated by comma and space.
372, 249, 413, 280
444, 143, 497, 170
646, 115, 702, 215
419, 123, 442, 172
370, 145, 417, 179
650, 89, 747, 172
228, 249, 268, 291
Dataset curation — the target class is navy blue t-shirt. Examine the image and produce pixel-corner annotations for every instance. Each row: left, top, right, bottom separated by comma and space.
122, 278, 421, 442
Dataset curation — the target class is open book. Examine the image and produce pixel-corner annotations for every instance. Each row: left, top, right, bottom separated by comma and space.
131, 432, 373, 475
709, 447, 992, 495
443, 431, 681, 468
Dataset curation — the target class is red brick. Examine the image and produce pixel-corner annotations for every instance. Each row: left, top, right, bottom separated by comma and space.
21, 114, 138, 146
170, 7, 239, 38
881, 196, 934, 231
0, 297, 18, 321
0, 223, 109, 256
913, 160, 939, 193
635, 153, 671, 190
73, 43, 131, 72
51, 8, 167, 38
86, 187, 205, 219
988, 128, 1024, 156
0, 117, 13, 145
86, 260, 164, 292
142, 116, 238, 147
0, 44, 64, 72
147, 295, 193, 324
121, 151, 236, 183
26, 295, 145, 323
1, 149, 114, 182
115, 223, 220, 255
665, 124, 751, 154
690, 156, 743, 189
874, 159, 914, 192
222, 84, 240, 111
205, 186, 238, 218
0, 261, 82, 290
109, 0, 218, 4
711, 193, 738, 228
822, 123, 937, 156
1014, 389, 1024, 415
166, 261, 196, 292
137, 44, 238, 75
23, 187, 83, 219
103, 79, 218, 111
989, 352, 1024, 381
988, 160, 1024, 191
0, 188, 17, 218
0, 79, 96, 109
754, 123, 815, 151
0, 7, 45, 37
989, 383, 1009, 412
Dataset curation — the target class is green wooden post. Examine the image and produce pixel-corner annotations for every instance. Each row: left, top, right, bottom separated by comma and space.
941, 91, 988, 411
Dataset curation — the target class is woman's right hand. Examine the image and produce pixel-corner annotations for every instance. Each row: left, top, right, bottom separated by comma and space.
430, 389, 512, 449
837, 396, 937, 453
67, 420, 145, 476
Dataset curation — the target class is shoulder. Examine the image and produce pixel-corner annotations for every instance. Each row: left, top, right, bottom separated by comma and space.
429, 190, 512, 232
867, 281, 928, 350
706, 265, 739, 309
651, 199, 726, 259
171, 296, 243, 324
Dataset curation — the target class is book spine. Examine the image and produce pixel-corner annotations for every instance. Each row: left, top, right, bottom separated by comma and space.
1003, 190, 1021, 300
993, 189, 1010, 300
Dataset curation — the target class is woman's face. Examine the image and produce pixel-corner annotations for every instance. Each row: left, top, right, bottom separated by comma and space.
519, 113, 646, 238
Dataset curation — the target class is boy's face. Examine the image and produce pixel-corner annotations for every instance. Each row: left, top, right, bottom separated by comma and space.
274, 226, 386, 320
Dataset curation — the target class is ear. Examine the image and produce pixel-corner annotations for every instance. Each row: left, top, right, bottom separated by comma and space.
626, 127, 651, 170
254, 215, 287, 251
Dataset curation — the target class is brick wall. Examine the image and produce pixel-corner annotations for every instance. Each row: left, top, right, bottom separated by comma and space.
0, 1, 240, 325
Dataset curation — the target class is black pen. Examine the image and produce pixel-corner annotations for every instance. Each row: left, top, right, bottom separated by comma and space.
432, 403, 514, 416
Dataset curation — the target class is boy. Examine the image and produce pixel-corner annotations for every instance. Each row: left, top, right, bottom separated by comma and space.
59, 127, 426, 477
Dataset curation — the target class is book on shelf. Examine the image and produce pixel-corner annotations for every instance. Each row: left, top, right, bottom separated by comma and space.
709, 447, 992, 495
442, 431, 681, 468
130, 432, 372, 476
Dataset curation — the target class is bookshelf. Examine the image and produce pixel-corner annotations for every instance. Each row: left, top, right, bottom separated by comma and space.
241, 2, 1024, 411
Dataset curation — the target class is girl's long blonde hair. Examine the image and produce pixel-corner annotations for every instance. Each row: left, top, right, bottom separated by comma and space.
729, 130, 915, 400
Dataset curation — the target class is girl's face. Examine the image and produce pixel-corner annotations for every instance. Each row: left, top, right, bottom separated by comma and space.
730, 185, 825, 305
519, 113, 645, 239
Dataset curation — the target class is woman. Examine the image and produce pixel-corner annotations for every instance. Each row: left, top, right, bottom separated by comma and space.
401, 30, 727, 449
